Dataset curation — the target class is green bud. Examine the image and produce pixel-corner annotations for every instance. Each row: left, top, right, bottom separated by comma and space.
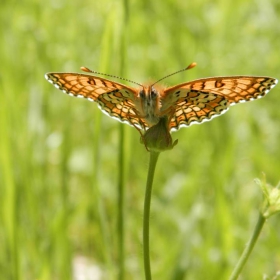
255, 175, 280, 218
142, 117, 178, 152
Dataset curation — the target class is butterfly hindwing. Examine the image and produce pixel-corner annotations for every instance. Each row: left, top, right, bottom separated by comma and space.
165, 90, 230, 130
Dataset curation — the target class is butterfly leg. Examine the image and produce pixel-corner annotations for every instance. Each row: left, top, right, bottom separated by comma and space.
129, 122, 150, 151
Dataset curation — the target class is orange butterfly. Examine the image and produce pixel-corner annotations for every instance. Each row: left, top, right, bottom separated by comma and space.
45, 63, 277, 132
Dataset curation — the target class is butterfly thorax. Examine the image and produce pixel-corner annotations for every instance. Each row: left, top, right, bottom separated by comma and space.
137, 85, 161, 126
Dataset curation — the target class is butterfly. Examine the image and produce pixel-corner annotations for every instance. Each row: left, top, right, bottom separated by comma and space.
45, 63, 277, 132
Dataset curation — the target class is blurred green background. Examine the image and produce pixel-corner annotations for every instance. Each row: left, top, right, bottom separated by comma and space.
1, 0, 280, 279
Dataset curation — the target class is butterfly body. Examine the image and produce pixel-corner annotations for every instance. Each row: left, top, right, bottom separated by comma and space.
135, 85, 162, 126
45, 66, 277, 131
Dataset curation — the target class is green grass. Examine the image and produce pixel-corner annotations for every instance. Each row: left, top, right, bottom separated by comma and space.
1, 0, 280, 279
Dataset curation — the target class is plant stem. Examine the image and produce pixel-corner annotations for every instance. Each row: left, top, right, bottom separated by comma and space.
229, 213, 266, 280
117, 123, 125, 280
143, 151, 160, 280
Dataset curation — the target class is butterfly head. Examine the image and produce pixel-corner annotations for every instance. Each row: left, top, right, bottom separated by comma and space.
139, 86, 158, 104
138, 86, 160, 125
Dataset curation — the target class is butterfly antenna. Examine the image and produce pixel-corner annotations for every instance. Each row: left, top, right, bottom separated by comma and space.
151, 62, 197, 87
81, 66, 144, 88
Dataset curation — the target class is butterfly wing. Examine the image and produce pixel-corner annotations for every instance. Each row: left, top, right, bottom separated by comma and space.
45, 73, 148, 129
162, 76, 277, 131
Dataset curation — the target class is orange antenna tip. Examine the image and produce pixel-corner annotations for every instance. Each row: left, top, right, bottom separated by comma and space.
80, 66, 92, 72
186, 62, 197, 70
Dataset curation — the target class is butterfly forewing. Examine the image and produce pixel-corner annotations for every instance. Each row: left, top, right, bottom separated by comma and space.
162, 76, 277, 130
164, 76, 277, 104
45, 72, 148, 129
45, 73, 136, 100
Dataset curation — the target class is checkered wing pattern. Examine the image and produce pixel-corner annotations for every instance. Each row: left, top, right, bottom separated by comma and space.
162, 76, 277, 130
45, 73, 149, 129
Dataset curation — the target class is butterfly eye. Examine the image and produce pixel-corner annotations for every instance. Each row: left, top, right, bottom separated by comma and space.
151, 88, 158, 99
139, 90, 145, 99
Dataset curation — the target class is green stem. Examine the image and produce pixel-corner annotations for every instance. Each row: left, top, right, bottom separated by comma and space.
229, 213, 266, 280
118, 124, 125, 280
143, 151, 160, 280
